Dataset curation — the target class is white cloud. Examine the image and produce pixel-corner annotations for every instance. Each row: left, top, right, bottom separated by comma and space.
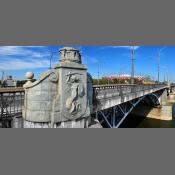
0, 46, 49, 58
110, 46, 140, 50
0, 57, 58, 70
0, 46, 56, 70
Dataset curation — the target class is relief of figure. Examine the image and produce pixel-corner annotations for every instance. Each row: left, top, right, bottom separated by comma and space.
65, 72, 85, 115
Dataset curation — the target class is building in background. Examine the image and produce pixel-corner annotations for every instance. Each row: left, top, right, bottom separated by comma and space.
2, 76, 17, 87
102, 74, 144, 84
99, 74, 156, 85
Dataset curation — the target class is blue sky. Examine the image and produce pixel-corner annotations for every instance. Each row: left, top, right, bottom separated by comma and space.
0, 46, 174, 82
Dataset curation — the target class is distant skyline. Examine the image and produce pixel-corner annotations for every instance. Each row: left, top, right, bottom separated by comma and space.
0, 46, 174, 82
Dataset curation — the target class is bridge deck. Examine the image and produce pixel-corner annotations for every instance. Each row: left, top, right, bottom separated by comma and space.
93, 84, 168, 111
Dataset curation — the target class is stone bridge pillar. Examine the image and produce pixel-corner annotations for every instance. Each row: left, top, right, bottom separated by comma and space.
22, 47, 93, 128
170, 85, 175, 93
158, 89, 168, 106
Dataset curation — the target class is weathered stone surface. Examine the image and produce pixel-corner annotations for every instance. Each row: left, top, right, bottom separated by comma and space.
59, 47, 82, 63
23, 47, 93, 128
87, 73, 93, 113
23, 117, 89, 128
23, 69, 59, 123
58, 63, 88, 122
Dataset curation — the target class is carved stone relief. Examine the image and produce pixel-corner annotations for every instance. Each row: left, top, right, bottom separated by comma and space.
65, 72, 85, 115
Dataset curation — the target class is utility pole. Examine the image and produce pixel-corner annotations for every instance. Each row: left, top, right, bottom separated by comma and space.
98, 62, 100, 85
167, 70, 169, 83
1, 70, 4, 87
49, 49, 53, 69
163, 67, 166, 83
157, 52, 160, 83
1, 70, 4, 81
131, 46, 135, 84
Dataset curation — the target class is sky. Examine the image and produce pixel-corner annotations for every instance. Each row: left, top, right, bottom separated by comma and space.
0, 46, 174, 82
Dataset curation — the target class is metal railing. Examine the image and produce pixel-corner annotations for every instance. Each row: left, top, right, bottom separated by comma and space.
93, 84, 167, 99
0, 88, 24, 127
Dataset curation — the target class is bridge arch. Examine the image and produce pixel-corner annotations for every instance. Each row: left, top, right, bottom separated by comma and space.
146, 93, 160, 106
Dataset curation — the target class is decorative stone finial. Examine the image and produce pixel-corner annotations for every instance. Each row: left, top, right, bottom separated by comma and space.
59, 47, 82, 63
26, 72, 34, 80
23, 72, 34, 87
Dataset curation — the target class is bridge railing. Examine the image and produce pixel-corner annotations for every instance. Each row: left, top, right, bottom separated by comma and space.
0, 85, 167, 115
0, 84, 168, 127
0, 88, 24, 126
93, 84, 167, 99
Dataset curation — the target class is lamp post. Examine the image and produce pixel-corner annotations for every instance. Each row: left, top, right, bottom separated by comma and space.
157, 52, 160, 83
163, 66, 166, 83
164, 70, 166, 83
98, 62, 100, 85
131, 46, 135, 84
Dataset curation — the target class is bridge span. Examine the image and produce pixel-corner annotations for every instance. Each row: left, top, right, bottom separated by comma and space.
0, 47, 175, 128
93, 84, 168, 111
92, 84, 172, 128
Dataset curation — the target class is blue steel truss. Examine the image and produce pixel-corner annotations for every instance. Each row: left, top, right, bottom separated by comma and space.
95, 93, 160, 128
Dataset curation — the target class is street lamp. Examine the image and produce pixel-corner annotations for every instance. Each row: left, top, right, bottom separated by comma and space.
131, 46, 135, 84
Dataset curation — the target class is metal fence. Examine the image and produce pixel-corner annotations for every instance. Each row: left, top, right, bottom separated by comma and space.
0, 88, 24, 127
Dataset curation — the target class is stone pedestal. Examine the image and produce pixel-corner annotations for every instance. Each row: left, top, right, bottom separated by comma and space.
22, 47, 93, 128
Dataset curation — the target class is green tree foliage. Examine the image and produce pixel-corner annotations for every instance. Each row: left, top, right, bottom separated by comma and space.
16, 79, 36, 87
